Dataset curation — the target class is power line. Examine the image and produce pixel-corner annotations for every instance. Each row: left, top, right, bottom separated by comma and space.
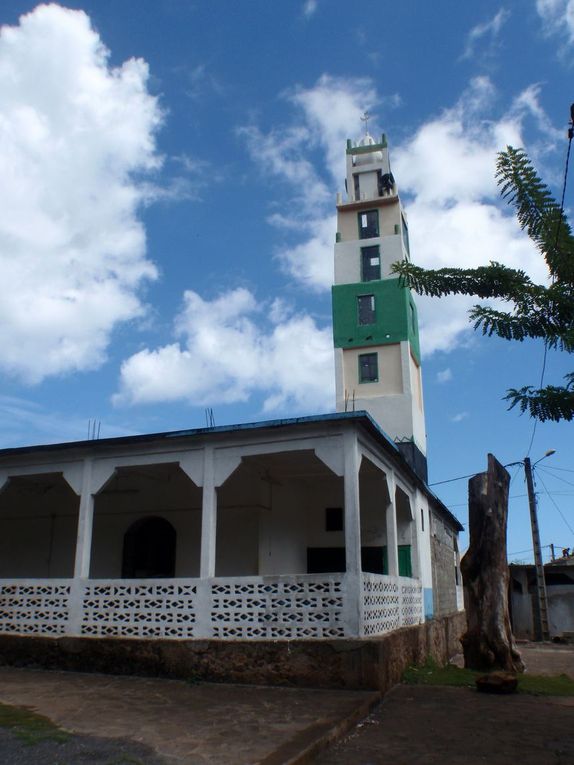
535, 469, 574, 536
537, 465, 574, 489
428, 471, 480, 487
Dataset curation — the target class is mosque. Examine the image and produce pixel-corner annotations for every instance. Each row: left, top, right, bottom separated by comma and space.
0, 131, 463, 652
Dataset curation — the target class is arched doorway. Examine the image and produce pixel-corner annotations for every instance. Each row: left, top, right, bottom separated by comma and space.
122, 516, 176, 578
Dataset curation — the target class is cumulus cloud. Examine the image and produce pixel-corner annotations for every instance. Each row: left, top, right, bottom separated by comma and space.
302, 0, 319, 18
461, 8, 511, 60
115, 288, 334, 412
394, 77, 551, 354
0, 4, 162, 383
536, 0, 574, 45
436, 369, 453, 384
239, 75, 376, 291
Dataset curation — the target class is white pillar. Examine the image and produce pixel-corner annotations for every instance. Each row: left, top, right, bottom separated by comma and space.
200, 447, 217, 578
343, 430, 362, 636
343, 431, 361, 574
386, 473, 399, 577
73, 458, 95, 579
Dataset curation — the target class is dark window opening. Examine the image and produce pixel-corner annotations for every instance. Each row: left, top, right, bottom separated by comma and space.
358, 294, 375, 325
306, 546, 386, 574
353, 174, 360, 201
325, 507, 344, 532
421, 507, 425, 531
359, 352, 378, 383
122, 516, 176, 579
358, 210, 379, 239
361, 246, 381, 281
378, 171, 394, 196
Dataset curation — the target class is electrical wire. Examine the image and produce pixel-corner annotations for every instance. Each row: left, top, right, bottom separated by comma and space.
535, 469, 574, 535
428, 472, 480, 487
537, 465, 574, 489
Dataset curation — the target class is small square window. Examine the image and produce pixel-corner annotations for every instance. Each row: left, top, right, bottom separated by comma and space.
357, 294, 375, 325
361, 246, 381, 282
325, 507, 343, 532
358, 210, 379, 239
359, 352, 378, 383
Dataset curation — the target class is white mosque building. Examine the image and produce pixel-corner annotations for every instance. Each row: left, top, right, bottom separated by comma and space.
0, 132, 463, 647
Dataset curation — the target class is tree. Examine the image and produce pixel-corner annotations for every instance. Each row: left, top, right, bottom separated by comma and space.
392, 146, 574, 422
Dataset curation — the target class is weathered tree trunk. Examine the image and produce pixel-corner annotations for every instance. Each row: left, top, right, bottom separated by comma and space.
460, 454, 524, 672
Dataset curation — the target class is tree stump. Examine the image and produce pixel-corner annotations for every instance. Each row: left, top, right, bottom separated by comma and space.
460, 454, 524, 672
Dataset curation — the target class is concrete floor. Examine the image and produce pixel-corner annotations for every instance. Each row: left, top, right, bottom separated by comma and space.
0, 642, 571, 764
0, 667, 378, 764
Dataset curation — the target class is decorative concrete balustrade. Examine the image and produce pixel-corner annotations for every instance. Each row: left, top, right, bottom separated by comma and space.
0, 573, 423, 640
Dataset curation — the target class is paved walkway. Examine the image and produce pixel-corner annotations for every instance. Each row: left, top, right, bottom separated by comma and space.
315, 642, 574, 765
0, 667, 378, 764
0, 642, 571, 764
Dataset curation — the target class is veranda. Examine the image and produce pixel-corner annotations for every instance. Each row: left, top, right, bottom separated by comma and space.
0, 414, 427, 641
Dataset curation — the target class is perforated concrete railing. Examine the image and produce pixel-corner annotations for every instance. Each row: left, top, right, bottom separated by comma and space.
0, 580, 72, 636
210, 575, 346, 639
80, 581, 199, 638
0, 574, 422, 639
361, 573, 400, 635
399, 577, 424, 626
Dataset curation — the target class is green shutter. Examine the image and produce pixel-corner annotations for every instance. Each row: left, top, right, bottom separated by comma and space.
398, 545, 412, 577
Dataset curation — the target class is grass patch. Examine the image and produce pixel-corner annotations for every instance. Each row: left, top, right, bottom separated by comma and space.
403, 658, 574, 696
0, 701, 70, 745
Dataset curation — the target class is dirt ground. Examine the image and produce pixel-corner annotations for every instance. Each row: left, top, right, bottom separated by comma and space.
0, 642, 571, 764
314, 684, 574, 765
314, 643, 574, 765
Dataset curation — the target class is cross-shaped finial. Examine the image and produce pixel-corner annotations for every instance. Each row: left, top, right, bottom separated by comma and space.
360, 111, 370, 134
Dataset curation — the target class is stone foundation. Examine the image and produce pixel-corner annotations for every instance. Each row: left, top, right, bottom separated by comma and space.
0, 611, 466, 693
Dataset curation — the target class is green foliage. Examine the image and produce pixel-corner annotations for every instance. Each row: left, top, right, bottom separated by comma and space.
402, 658, 574, 696
391, 146, 574, 422
0, 701, 70, 745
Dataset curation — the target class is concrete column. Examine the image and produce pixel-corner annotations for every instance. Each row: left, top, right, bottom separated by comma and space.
73, 458, 95, 579
200, 447, 217, 579
343, 430, 361, 575
386, 473, 399, 577
343, 430, 362, 637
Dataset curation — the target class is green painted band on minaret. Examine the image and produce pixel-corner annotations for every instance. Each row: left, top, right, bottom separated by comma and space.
332, 278, 421, 362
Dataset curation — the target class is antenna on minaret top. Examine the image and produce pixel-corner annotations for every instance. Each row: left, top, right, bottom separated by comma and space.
360, 111, 370, 135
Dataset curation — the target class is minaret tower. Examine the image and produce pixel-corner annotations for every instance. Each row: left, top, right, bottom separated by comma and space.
332, 120, 427, 478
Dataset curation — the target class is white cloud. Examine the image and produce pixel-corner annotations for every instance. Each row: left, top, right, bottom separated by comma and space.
0, 394, 135, 448
436, 368, 453, 384
239, 75, 376, 290
0, 4, 162, 384
394, 77, 552, 354
114, 287, 334, 412
302, 0, 318, 18
536, 0, 574, 45
461, 8, 511, 60
451, 412, 469, 423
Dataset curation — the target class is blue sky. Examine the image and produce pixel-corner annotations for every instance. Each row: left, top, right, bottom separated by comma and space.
0, 0, 573, 562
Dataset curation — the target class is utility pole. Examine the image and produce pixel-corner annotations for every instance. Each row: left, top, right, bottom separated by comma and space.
524, 457, 550, 641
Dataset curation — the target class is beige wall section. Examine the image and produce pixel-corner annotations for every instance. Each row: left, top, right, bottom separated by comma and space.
334, 235, 405, 285
337, 200, 401, 243
409, 353, 423, 412
342, 344, 403, 396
